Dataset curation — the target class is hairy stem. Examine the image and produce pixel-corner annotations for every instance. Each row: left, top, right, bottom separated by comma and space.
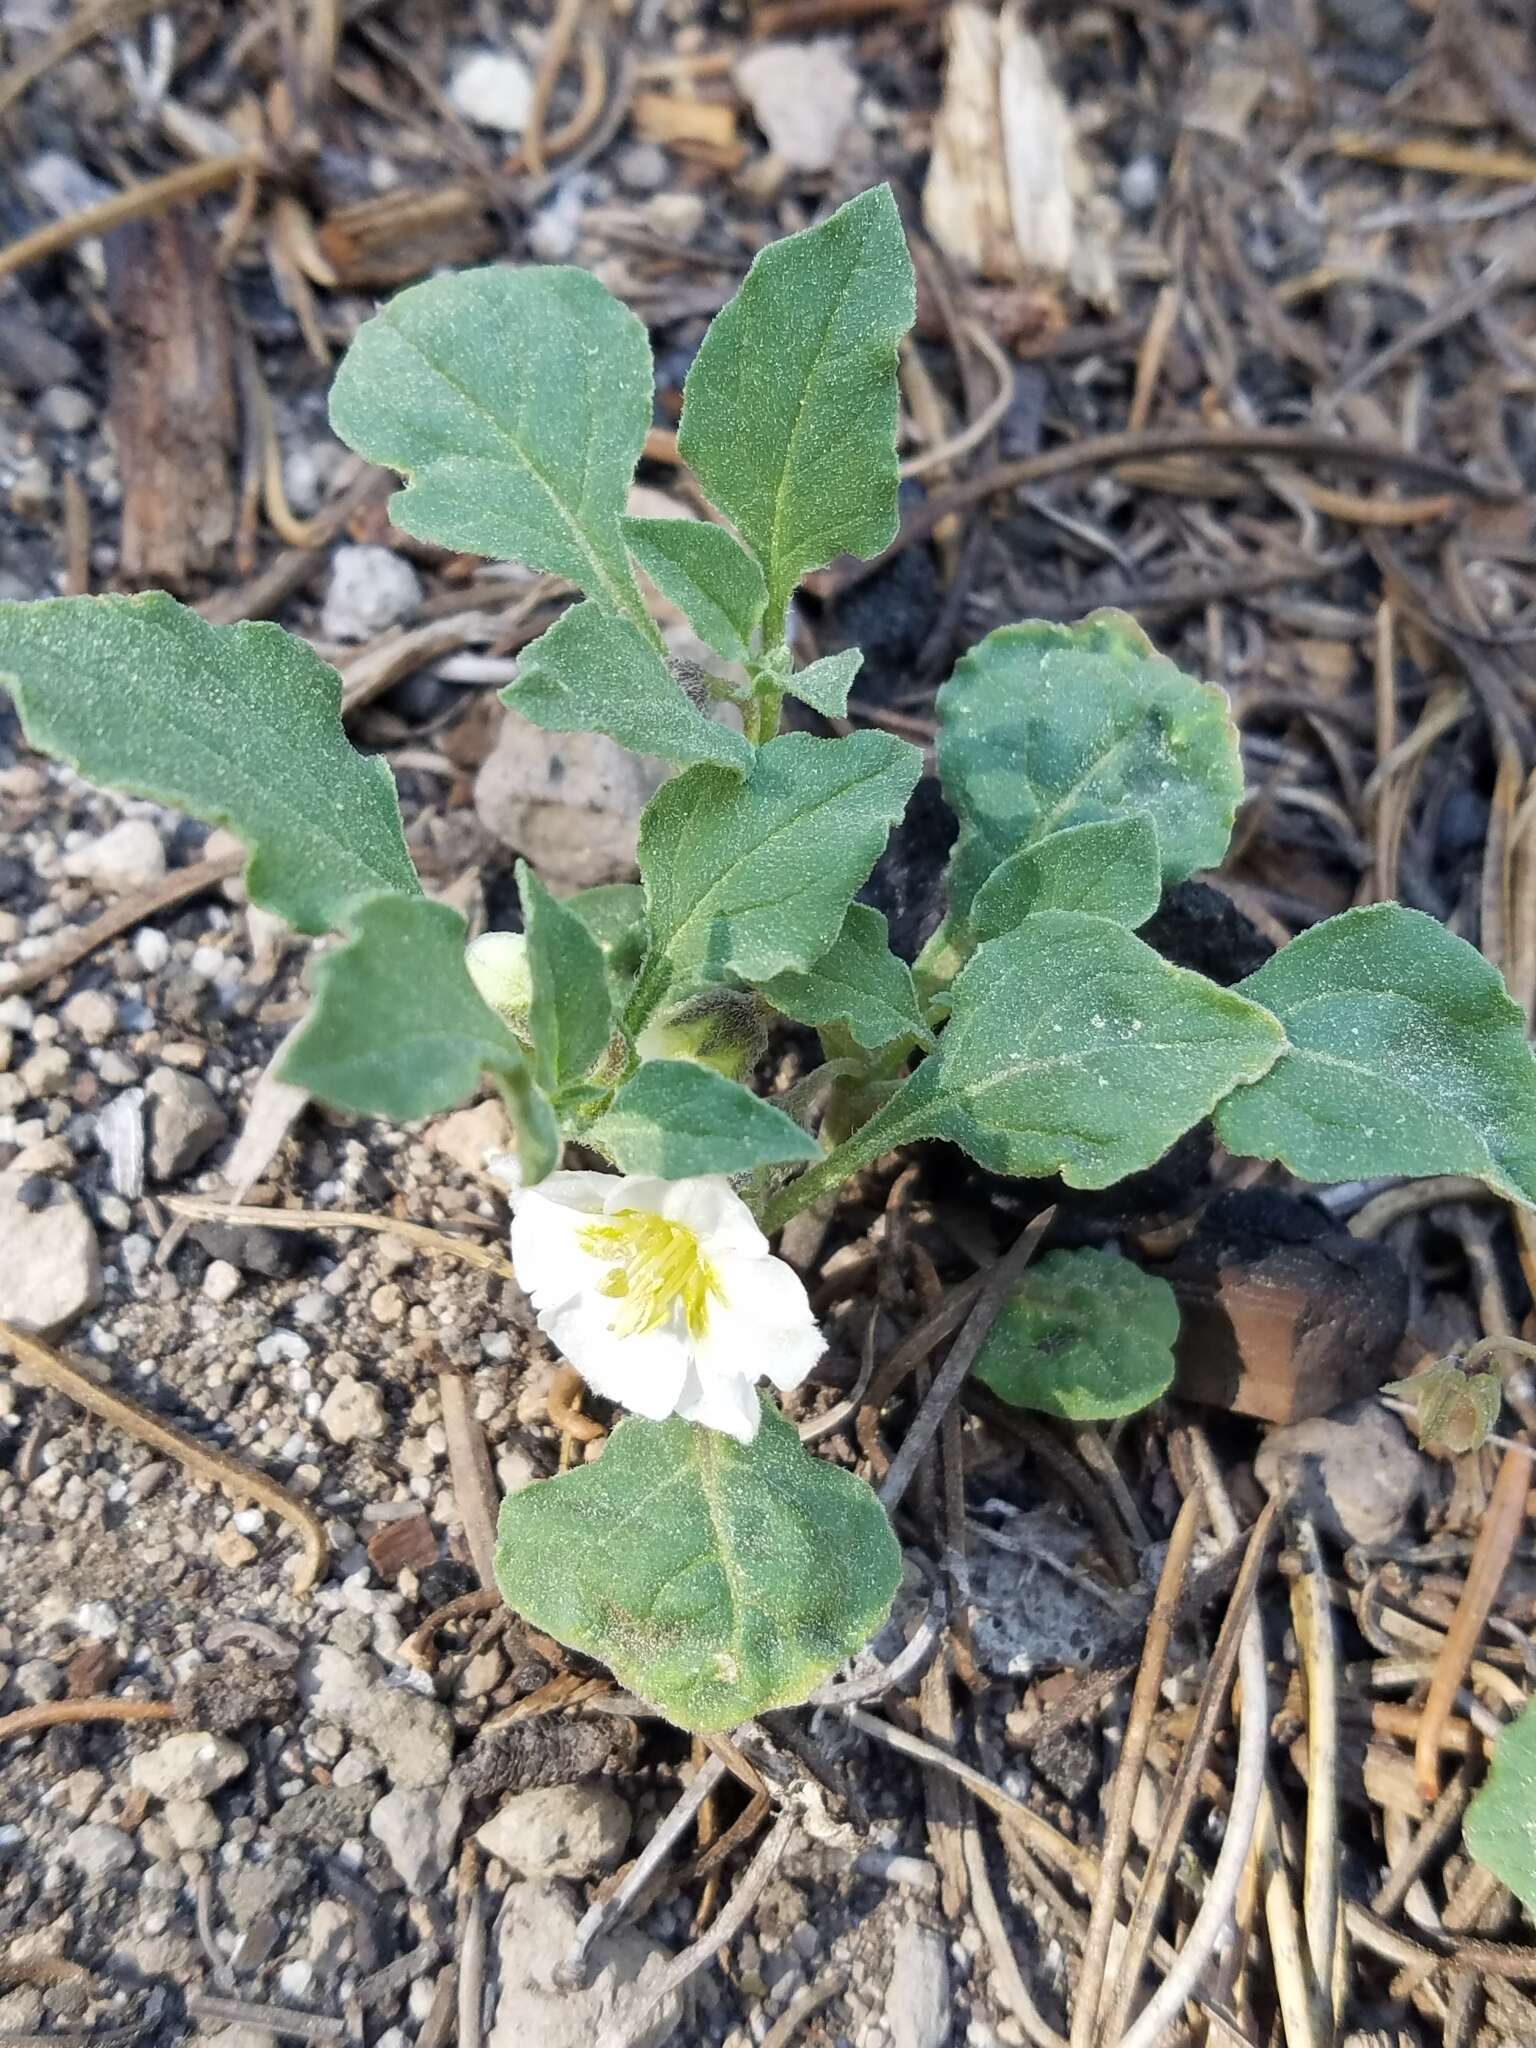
760, 1088, 919, 1234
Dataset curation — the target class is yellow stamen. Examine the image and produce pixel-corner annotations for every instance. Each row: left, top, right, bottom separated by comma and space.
579, 1208, 719, 1340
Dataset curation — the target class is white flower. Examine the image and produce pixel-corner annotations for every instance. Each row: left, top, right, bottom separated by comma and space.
509, 1170, 823, 1443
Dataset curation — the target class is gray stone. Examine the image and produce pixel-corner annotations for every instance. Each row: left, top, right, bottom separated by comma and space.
308, 1648, 455, 1788
146, 1069, 227, 1179
487, 1881, 685, 2048
1255, 1401, 1423, 1549
198, 2027, 279, 2048
888, 1924, 951, 2048
320, 544, 422, 642
448, 50, 534, 134
614, 143, 668, 192
40, 385, 93, 434
162, 1798, 222, 1852
370, 1783, 466, 1893
0, 1170, 102, 1335
267, 1783, 376, 1846
63, 818, 166, 895
476, 1781, 630, 1880
14, 1658, 64, 1703
734, 40, 859, 172
306, 1900, 354, 1976
62, 990, 117, 1044
61, 1823, 135, 1881
130, 1731, 248, 1801
321, 1374, 388, 1446
95, 1089, 145, 1199
475, 711, 667, 891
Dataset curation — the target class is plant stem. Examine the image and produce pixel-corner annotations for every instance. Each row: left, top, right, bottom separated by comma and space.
743, 684, 783, 747
759, 1089, 917, 1234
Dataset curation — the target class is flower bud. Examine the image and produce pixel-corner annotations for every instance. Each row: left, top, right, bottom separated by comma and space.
635, 987, 769, 1082
1384, 1356, 1502, 1458
465, 930, 532, 1031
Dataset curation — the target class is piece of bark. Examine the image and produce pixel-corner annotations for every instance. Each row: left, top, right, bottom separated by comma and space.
1164, 1190, 1409, 1424
317, 184, 497, 288
105, 210, 237, 588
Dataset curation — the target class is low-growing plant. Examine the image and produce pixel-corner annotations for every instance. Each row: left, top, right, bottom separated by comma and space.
7, 185, 1536, 1731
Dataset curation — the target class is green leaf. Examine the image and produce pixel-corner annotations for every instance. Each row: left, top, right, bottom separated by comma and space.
566, 882, 649, 986
281, 894, 557, 1180
586, 1060, 818, 1177
1213, 905, 1536, 1209
1466, 1699, 1536, 1912
632, 729, 921, 1014
494, 1399, 901, 1731
624, 517, 767, 663
855, 911, 1284, 1187
970, 816, 1162, 942
937, 611, 1243, 918
783, 649, 863, 719
329, 267, 654, 636
504, 600, 749, 774
973, 1247, 1178, 1420
757, 902, 932, 1051
0, 593, 417, 937
518, 862, 614, 1095
677, 186, 915, 626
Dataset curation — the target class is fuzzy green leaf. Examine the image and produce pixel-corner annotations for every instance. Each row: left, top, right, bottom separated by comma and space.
757, 902, 932, 1051
1466, 1699, 1536, 1912
783, 649, 864, 719
973, 1247, 1178, 1420
624, 517, 768, 663
0, 593, 417, 937
857, 911, 1284, 1187
281, 895, 557, 1179
494, 1399, 901, 1731
566, 883, 649, 986
937, 611, 1243, 917
518, 863, 614, 1095
330, 267, 654, 635
632, 729, 921, 1016
677, 186, 915, 626
504, 600, 750, 773
1214, 905, 1536, 1208
586, 1060, 818, 1177
970, 816, 1162, 942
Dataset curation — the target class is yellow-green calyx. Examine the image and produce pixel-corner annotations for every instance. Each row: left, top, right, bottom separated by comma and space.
635, 987, 769, 1082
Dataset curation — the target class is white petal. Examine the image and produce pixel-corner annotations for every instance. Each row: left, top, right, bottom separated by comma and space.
662, 1175, 768, 1259
601, 1175, 670, 1218
697, 1252, 824, 1393
673, 1361, 762, 1443
510, 1186, 610, 1311
518, 1170, 622, 1216
538, 1297, 690, 1421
